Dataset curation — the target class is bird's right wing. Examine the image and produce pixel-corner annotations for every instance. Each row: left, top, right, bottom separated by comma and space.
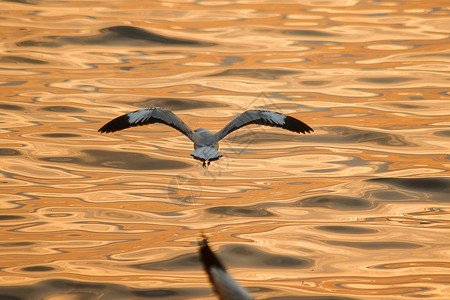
98, 107, 194, 141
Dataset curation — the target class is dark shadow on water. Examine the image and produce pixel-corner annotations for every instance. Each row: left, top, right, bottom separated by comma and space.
0, 295, 20, 300
206, 205, 274, 217
0, 148, 21, 156
0, 81, 26, 87
327, 240, 422, 250
369, 190, 413, 201
284, 29, 337, 37
268, 297, 357, 300
300, 195, 374, 210
388, 103, 427, 109
135, 97, 228, 110
0, 279, 210, 300
369, 261, 450, 270
367, 177, 450, 202
356, 77, 416, 84
16, 26, 215, 47
0, 55, 48, 64
0, 215, 26, 221
205, 195, 374, 219
132, 243, 313, 271
40, 149, 190, 170
301, 80, 331, 86
41, 133, 81, 138
0, 241, 34, 247
0, 103, 25, 111
132, 289, 178, 298
305, 168, 341, 173
318, 126, 416, 146
208, 68, 300, 80
0, 279, 322, 300
227, 126, 415, 147
132, 252, 199, 271
434, 130, 450, 137
21, 266, 55, 272
315, 225, 378, 235
2, 0, 35, 4
40, 106, 86, 113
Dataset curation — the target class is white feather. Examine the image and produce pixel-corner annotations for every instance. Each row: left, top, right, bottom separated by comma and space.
210, 267, 253, 300
262, 110, 285, 125
127, 109, 149, 124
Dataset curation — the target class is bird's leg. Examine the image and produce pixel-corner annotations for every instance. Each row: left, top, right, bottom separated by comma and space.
207, 161, 211, 167
202, 161, 206, 168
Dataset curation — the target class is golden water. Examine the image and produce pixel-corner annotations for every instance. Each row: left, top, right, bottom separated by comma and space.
1, 0, 449, 299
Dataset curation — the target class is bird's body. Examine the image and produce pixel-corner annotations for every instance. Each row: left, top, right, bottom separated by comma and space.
98, 107, 313, 167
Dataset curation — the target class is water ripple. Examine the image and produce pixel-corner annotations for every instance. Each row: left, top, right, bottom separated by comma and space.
16, 26, 216, 48
1, 1, 449, 299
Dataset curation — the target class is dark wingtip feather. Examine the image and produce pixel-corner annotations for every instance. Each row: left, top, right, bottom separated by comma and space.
284, 115, 314, 134
98, 114, 131, 133
199, 236, 225, 272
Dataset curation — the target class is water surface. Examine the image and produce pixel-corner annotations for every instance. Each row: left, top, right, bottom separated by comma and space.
0, 0, 449, 299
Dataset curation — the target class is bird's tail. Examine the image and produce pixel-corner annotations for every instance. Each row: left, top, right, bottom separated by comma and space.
190, 147, 222, 167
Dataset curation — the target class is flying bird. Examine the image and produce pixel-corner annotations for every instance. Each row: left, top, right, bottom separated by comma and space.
199, 236, 253, 300
98, 107, 313, 167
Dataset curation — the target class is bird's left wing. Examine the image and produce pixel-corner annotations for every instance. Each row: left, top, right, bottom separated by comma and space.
214, 110, 313, 142
98, 107, 194, 142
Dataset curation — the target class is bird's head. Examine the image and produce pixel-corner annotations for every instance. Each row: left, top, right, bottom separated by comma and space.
194, 128, 209, 134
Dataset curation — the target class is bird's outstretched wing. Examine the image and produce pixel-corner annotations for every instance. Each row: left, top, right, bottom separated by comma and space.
215, 110, 313, 142
199, 236, 253, 300
98, 107, 194, 141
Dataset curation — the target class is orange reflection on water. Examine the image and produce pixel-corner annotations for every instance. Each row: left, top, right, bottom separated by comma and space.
0, 0, 449, 299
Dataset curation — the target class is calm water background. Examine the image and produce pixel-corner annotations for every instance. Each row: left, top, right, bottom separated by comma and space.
1, 0, 449, 299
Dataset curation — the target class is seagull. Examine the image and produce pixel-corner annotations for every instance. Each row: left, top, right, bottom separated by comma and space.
199, 236, 253, 300
98, 107, 313, 167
